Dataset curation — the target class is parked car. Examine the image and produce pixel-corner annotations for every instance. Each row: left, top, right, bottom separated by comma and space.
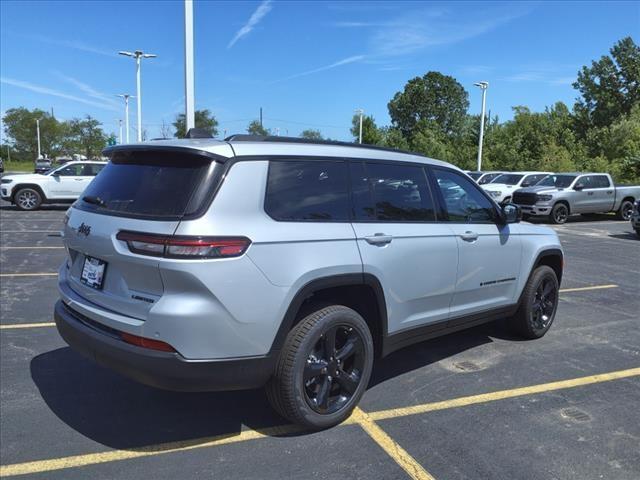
512, 173, 640, 224
482, 172, 551, 204
34, 158, 53, 174
1, 161, 106, 210
466, 171, 504, 185
630, 199, 640, 237
54, 135, 564, 429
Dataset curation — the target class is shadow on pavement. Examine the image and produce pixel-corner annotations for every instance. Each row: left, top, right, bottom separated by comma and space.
31, 322, 508, 450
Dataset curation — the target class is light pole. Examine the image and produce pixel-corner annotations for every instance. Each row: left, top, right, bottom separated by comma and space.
119, 50, 157, 142
116, 94, 134, 143
118, 120, 123, 144
355, 108, 364, 144
474, 81, 489, 172
184, 0, 195, 131
36, 119, 42, 159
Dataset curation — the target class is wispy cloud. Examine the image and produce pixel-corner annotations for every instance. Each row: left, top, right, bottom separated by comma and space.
272, 55, 366, 83
0, 77, 119, 111
228, 0, 273, 48
54, 73, 120, 108
501, 63, 578, 86
8, 31, 116, 57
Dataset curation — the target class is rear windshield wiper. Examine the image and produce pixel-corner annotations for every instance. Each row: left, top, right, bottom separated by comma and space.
82, 195, 106, 207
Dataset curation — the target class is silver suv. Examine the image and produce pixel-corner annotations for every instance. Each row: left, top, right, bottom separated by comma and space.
55, 135, 564, 428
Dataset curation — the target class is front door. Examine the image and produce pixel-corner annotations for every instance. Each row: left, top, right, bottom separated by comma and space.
349, 161, 458, 334
430, 168, 522, 318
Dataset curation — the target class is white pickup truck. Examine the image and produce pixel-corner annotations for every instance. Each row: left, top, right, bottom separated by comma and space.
1, 161, 106, 210
482, 171, 552, 204
512, 173, 640, 224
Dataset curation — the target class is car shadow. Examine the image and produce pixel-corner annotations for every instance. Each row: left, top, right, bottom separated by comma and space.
608, 232, 639, 241
31, 322, 507, 450
527, 214, 623, 225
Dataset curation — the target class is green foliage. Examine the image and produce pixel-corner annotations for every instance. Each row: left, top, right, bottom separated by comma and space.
247, 120, 269, 136
573, 37, 640, 134
300, 129, 323, 140
350, 114, 382, 144
173, 109, 219, 138
60, 116, 108, 159
388, 71, 469, 137
2, 108, 61, 160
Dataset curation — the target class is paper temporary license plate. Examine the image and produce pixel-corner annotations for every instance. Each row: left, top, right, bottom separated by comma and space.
80, 256, 107, 290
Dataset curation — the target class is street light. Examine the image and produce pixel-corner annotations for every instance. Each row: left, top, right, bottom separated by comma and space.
36, 119, 42, 159
115, 94, 134, 143
119, 50, 157, 142
474, 81, 489, 172
355, 108, 364, 144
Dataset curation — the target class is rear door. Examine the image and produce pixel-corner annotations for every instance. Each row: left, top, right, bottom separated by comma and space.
350, 161, 458, 334
430, 167, 521, 317
592, 175, 615, 212
62, 149, 223, 321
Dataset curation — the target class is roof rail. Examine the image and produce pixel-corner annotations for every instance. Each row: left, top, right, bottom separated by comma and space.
223, 134, 423, 157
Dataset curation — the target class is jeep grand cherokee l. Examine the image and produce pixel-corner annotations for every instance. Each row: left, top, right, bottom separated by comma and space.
55, 135, 563, 429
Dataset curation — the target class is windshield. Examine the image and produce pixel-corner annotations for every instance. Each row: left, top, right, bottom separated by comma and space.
467, 172, 482, 180
536, 175, 577, 188
491, 174, 523, 185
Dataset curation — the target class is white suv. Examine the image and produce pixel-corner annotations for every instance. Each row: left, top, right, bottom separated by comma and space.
1, 161, 106, 210
54, 136, 563, 428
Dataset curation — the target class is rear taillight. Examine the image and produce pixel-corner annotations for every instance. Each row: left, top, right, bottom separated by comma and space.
116, 231, 251, 259
121, 332, 176, 352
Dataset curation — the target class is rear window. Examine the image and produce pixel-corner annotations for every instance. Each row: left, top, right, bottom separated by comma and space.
77, 150, 219, 220
265, 160, 349, 221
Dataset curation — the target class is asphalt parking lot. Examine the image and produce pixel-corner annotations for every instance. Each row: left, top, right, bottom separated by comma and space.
1, 201, 639, 480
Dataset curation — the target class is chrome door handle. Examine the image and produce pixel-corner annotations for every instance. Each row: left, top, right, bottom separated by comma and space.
460, 231, 479, 242
607, 191, 613, 194
364, 233, 393, 245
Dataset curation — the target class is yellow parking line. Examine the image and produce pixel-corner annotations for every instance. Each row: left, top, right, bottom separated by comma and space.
559, 284, 618, 293
369, 367, 640, 422
352, 408, 435, 480
1, 367, 638, 478
0, 273, 57, 277
0, 322, 56, 330
0, 246, 64, 250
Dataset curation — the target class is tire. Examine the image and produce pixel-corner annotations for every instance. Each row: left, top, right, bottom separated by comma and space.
549, 203, 569, 224
511, 265, 559, 339
616, 200, 634, 221
635, 229, 640, 239
266, 305, 374, 429
14, 188, 42, 211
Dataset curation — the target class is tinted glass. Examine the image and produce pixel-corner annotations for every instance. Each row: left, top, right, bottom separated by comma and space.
479, 173, 500, 184
433, 168, 497, 223
594, 175, 610, 188
467, 172, 482, 180
350, 162, 375, 220
537, 175, 577, 188
522, 174, 545, 186
266, 160, 349, 221
89, 164, 105, 176
492, 173, 523, 185
78, 151, 215, 219
365, 163, 435, 222
56, 164, 82, 176
578, 176, 596, 188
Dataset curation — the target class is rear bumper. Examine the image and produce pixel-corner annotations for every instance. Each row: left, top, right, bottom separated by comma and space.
54, 299, 276, 392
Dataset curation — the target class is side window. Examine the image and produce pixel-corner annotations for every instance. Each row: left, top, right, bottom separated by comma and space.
56, 164, 81, 176
580, 176, 596, 189
594, 175, 610, 188
265, 160, 349, 221
350, 162, 375, 220
432, 168, 497, 223
89, 164, 105, 176
364, 163, 436, 222
522, 174, 544, 187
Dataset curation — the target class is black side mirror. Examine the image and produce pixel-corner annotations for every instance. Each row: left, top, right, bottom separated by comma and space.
501, 203, 521, 224
574, 183, 584, 191
521, 181, 531, 187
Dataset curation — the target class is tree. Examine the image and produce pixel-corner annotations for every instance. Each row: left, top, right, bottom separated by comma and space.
2, 108, 62, 161
388, 71, 469, 137
247, 120, 269, 136
61, 116, 107, 159
160, 120, 172, 139
300, 129, 323, 140
173, 109, 219, 138
573, 37, 640, 133
350, 114, 382, 144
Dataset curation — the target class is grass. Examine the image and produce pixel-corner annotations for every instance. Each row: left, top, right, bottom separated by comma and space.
2, 161, 36, 173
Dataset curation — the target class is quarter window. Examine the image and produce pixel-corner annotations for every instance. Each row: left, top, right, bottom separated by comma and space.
432, 168, 497, 223
265, 160, 349, 221
358, 163, 436, 222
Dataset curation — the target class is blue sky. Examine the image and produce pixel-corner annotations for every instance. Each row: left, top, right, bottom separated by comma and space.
1, 1, 638, 141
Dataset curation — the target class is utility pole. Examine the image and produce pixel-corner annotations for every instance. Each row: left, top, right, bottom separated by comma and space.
119, 120, 123, 144
119, 50, 157, 142
36, 119, 42, 159
116, 94, 133, 143
474, 81, 489, 172
184, 0, 195, 131
355, 108, 364, 144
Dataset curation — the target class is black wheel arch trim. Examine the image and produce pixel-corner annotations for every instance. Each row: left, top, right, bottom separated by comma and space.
12, 184, 47, 202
